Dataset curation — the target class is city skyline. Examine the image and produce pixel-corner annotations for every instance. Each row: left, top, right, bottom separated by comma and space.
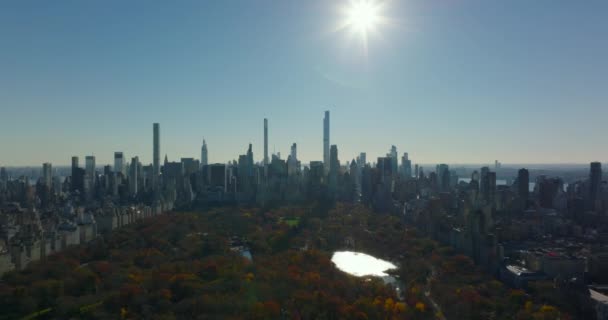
2, 116, 607, 168
2, 1, 608, 165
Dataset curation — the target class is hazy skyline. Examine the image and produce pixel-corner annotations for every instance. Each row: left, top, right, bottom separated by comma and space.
1, 0, 607, 166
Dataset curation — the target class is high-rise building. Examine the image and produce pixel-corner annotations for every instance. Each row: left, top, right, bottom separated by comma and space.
42, 163, 52, 188
401, 152, 412, 178
323, 111, 330, 173
130, 156, 139, 196
518, 168, 529, 210
264, 118, 269, 166
71, 156, 84, 192
389, 146, 398, 176
0, 167, 7, 190
358, 152, 366, 167
114, 152, 124, 175
328, 144, 339, 193
201, 139, 208, 167
71, 156, 79, 179
589, 162, 602, 210
84, 156, 96, 199
437, 164, 450, 191
153, 123, 160, 191
290, 143, 297, 160
480, 166, 496, 203
85, 156, 96, 178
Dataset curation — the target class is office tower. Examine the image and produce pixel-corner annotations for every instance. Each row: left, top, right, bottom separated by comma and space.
389, 145, 398, 176
247, 143, 254, 173
589, 162, 602, 210
518, 168, 529, 210
289, 143, 296, 160
264, 118, 269, 166
114, 152, 124, 175
538, 176, 562, 209
153, 123, 160, 191
0, 167, 7, 190
480, 166, 489, 198
487, 171, 496, 203
208, 164, 227, 192
437, 164, 450, 191
71, 156, 79, 179
42, 163, 52, 188
480, 166, 497, 203
309, 161, 325, 185
414, 164, 419, 179
71, 156, 82, 192
358, 152, 366, 166
401, 152, 412, 178
181, 158, 199, 176
323, 111, 330, 173
377, 157, 393, 180
130, 156, 139, 196
85, 156, 96, 178
201, 139, 208, 167
328, 144, 339, 192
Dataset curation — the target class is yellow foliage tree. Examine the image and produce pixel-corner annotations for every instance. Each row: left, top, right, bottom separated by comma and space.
394, 302, 407, 313
415, 302, 426, 312
384, 298, 395, 312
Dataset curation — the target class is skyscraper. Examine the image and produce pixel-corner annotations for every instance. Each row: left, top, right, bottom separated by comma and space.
358, 152, 366, 166
437, 164, 450, 191
42, 163, 52, 188
114, 152, 124, 175
264, 118, 269, 166
85, 156, 96, 198
85, 156, 96, 178
589, 162, 602, 211
130, 156, 139, 196
401, 152, 412, 178
71, 156, 83, 192
389, 145, 398, 177
0, 167, 7, 191
153, 123, 160, 191
201, 139, 208, 167
290, 143, 297, 161
518, 168, 529, 210
328, 144, 339, 193
323, 111, 330, 173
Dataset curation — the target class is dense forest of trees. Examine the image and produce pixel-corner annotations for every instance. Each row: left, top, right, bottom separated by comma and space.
0, 204, 565, 319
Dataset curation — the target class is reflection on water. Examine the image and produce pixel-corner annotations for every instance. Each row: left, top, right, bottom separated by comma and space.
331, 251, 396, 277
332, 251, 403, 299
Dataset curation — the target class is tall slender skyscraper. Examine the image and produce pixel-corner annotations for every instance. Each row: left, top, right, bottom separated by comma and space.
323, 111, 330, 173
589, 162, 602, 210
130, 156, 139, 196
264, 118, 269, 166
518, 168, 529, 210
153, 123, 160, 191
201, 139, 208, 167
42, 163, 52, 188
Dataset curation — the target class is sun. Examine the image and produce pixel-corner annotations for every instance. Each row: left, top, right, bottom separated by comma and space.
336, 0, 387, 52
345, 0, 381, 35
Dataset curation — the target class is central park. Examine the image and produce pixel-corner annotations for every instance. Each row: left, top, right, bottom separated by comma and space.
0, 203, 563, 319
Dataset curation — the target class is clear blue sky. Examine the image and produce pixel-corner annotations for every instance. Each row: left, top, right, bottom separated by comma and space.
1, 0, 607, 166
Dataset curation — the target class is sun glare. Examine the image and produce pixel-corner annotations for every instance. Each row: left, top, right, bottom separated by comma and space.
345, 0, 380, 35
336, 0, 387, 53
